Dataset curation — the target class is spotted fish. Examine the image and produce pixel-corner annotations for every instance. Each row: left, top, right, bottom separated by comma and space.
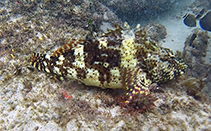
31, 24, 187, 103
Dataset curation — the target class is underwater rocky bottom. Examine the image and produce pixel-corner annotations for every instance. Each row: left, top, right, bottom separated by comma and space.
0, 0, 211, 130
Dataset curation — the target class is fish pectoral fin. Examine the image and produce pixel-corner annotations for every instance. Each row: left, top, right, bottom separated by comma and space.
122, 67, 151, 103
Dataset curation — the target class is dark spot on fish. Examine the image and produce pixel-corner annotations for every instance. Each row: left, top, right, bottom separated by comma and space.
50, 56, 59, 62
200, 11, 211, 31
76, 68, 87, 79
183, 14, 196, 27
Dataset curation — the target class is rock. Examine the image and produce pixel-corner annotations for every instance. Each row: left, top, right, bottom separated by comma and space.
144, 23, 167, 43
98, 0, 187, 25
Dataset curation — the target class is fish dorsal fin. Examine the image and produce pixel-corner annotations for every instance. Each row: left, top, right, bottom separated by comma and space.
52, 38, 84, 57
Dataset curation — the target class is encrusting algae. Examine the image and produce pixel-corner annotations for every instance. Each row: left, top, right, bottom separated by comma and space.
30, 23, 187, 109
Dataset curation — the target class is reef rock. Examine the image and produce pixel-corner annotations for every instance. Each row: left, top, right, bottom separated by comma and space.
183, 28, 211, 96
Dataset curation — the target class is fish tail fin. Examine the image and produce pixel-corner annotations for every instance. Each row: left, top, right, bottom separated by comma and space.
30, 52, 49, 72
30, 52, 66, 81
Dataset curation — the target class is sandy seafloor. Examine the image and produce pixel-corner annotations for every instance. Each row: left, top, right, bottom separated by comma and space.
0, 0, 211, 131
